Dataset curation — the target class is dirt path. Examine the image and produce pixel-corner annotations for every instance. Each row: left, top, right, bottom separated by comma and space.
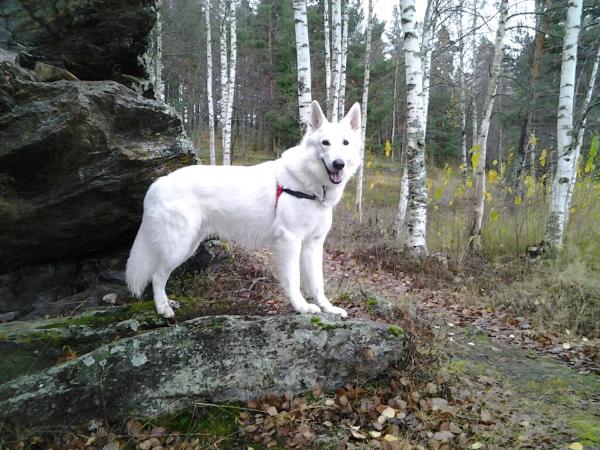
322, 251, 600, 448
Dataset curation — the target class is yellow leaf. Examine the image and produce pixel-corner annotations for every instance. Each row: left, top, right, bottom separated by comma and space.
539, 148, 548, 167
514, 196, 522, 205
490, 209, 499, 222
528, 132, 538, 146
487, 169, 499, 184
466, 178, 473, 189
369, 182, 375, 190
492, 159, 498, 166
366, 160, 372, 168
384, 140, 392, 158
434, 187, 443, 201
471, 151, 481, 171
485, 191, 492, 202
568, 443, 583, 450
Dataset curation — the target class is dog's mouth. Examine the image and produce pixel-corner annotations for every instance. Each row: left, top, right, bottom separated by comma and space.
321, 158, 343, 184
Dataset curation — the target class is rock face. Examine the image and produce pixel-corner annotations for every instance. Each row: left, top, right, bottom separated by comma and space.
0, 314, 404, 428
0, 0, 156, 85
0, 62, 195, 274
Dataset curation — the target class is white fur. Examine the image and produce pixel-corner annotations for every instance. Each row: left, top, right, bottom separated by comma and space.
126, 101, 361, 318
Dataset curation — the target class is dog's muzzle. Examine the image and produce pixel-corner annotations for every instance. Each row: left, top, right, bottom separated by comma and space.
322, 158, 343, 184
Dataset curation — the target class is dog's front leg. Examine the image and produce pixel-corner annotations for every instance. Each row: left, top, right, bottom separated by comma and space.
272, 233, 321, 314
301, 239, 348, 317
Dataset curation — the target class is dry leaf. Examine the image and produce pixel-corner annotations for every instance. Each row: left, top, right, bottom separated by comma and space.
470, 442, 484, 449
568, 444, 583, 450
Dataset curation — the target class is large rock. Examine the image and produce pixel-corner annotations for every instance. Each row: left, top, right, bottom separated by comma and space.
0, 314, 404, 428
0, 0, 156, 85
0, 62, 195, 275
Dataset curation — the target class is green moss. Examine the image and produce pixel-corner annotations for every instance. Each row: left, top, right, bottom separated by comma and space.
310, 316, 342, 331
337, 292, 351, 303
570, 414, 600, 445
387, 325, 404, 337
147, 405, 239, 447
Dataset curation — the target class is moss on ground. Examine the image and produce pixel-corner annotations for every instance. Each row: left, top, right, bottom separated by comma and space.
387, 325, 404, 337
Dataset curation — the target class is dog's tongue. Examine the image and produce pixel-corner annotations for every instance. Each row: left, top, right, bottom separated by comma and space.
330, 171, 342, 184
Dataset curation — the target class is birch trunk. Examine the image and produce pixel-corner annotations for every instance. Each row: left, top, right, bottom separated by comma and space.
205, 0, 216, 165
223, 0, 238, 166
328, 0, 342, 121
323, 0, 331, 111
338, 3, 349, 118
458, 0, 468, 185
154, 1, 163, 101
565, 43, 600, 225
219, 0, 229, 163
396, 161, 409, 237
400, 0, 428, 256
544, 0, 583, 250
391, 48, 400, 160
355, 0, 372, 222
420, 0, 436, 138
293, 0, 312, 130
469, 0, 508, 247
470, 0, 478, 149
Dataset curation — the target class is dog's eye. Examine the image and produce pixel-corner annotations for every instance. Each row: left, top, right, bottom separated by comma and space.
343, 139, 349, 145
321, 140, 330, 146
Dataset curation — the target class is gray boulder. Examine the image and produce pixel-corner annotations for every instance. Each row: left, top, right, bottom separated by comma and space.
0, 314, 404, 428
0, 0, 156, 86
0, 62, 196, 274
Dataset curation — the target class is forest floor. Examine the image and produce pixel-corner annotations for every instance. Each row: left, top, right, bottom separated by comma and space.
5, 245, 600, 450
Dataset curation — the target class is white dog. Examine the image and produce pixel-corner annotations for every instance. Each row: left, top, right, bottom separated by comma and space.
126, 101, 361, 318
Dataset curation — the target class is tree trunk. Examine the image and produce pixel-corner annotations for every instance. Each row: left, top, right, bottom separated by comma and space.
469, 0, 508, 248
328, 0, 342, 121
400, 0, 428, 256
323, 0, 331, 113
544, 0, 583, 250
293, 0, 312, 130
565, 42, 600, 226
470, 0, 478, 149
515, 0, 551, 186
205, 0, 216, 165
391, 48, 400, 161
219, 0, 229, 163
355, 0, 372, 223
338, 2, 348, 118
420, 0, 436, 139
223, 0, 238, 165
458, 0, 468, 185
154, 1, 163, 101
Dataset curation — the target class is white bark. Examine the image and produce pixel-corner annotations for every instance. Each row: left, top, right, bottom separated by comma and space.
355, 0, 372, 222
396, 161, 409, 237
565, 42, 600, 226
293, 0, 313, 130
328, 0, 342, 121
400, 0, 428, 256
469, 0, 508, 246
324, 0, 331, 109
544, 0, 583, 249
219, 0, 229, 163
458, 0, 468, 185
223, 0, 238, 166
470, 0, 478, 148
154, 1, 163, 101
338, 3, 349, 118
420, 0, 436, 138
205, 0, 216, 165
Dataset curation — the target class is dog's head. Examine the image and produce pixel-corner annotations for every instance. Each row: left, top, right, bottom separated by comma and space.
304, 100, 362, 187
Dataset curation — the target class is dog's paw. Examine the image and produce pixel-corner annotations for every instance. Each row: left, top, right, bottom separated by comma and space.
322, 305, 348, 318
296, 303, 322, 314
168, 299, 181, 309
157, 304, 175, 318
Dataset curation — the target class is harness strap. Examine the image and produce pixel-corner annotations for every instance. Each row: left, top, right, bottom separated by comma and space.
275, 183, 319, 208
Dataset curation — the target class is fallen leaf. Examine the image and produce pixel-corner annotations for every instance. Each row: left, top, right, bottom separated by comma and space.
470, 443, 484, 449
369, 430, 382, 438
432, 430, 454, 441
350, 428, 367, 440
381, 407, 396, 418
568, 444, 583, 450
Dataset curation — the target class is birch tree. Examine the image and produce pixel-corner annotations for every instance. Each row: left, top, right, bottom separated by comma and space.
152, 0, 164, 101
337, 3, 349, 118
458, 0, 468, 185
544, 0, 583, 250
205, 0, 216, 165
293, 0, 312, 129
328, 0, 342, 121
355, 0, 372, 222
396, 0, 436, 239
469, 0, 508, 247
470, 0, 478, 151
399, 0, 428, 256
219, 0, 229, 163
565, 42, 600, 228
220, 0, 237, 165
323, 0, 331, 107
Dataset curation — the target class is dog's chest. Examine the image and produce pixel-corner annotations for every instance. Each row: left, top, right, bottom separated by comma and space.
277, 200, 332, 238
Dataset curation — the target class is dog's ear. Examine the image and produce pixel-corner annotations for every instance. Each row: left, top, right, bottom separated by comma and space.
343, 102, 361, 132
310, 100, 326, 130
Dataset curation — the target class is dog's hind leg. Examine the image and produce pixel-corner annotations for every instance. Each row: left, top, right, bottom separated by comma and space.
271, 233, 321, 314
301, 239, 347, 317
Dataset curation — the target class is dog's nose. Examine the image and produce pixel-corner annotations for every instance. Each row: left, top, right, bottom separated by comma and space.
332, 159, 345, 170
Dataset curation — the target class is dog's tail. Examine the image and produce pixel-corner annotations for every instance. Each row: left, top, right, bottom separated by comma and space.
125, 222, 157, 297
